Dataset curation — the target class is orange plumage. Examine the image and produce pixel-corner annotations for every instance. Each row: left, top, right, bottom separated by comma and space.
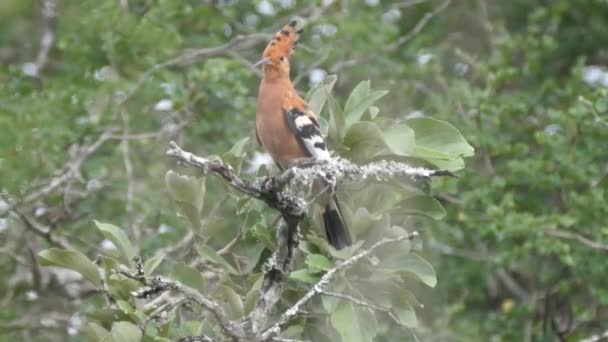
255, 21, 352, 249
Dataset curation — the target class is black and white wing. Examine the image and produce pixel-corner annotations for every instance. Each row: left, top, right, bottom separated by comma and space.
283, 107, 330, 161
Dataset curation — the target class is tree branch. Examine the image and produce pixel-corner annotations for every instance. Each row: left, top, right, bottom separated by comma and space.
124, 257, 244, 340
165, 142, 432, 341
260, 231, 420, 341
546, 228, 608, 252
387, 0, 452, 50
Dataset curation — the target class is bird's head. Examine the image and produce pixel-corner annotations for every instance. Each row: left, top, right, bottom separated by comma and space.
256, 21, 302, 79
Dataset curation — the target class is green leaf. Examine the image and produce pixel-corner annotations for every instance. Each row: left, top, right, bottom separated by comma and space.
395, 195, 446, 220
232, 241, 265, 274
407, 117, 474, 157
397, 254, 437, 288
144, 253, 165, 275
38, 249, 101, 287
165, 170, 205, 230
94, 221, 136, 265
223, 137, 250, 173
164, 170, 205, 211
306, 254, 333, 272
195, 244, 238, 274
391, 302, 417, 327
219, 285, 244, 319
307, 74, 338, 116
109, 321, 142, 342
330, 301, 378, 342
382, 123, 416, 156
116, 300, 135, 314
343, 121, 388, 160
344, 83, 388, 129
289, 269, 320, 284
350, 208, 389, 236
170, 262, 205, 293
326, 89, 346, 143
344, 81, 370, 115
406, 117, 474, 171
83, 322, 110, 341
243, 276, 263, 314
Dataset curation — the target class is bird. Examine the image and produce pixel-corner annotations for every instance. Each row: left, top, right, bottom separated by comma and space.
255, 21, 352, 249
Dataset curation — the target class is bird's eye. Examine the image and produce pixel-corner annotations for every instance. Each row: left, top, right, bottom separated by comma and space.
279, 56, 285, 62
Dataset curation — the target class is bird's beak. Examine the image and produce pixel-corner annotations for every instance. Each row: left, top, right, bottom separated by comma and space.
254, 57, 272, 68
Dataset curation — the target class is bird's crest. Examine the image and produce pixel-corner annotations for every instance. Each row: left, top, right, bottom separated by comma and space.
262, 21, 303, 61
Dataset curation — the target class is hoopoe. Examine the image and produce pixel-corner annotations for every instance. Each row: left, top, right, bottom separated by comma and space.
255, 21, 352, 249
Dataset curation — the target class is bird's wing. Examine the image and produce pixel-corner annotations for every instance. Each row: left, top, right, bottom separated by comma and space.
283, 101, 330, 161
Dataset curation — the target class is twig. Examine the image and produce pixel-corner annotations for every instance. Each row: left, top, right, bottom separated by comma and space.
1, 130, 114, 216
546, 228, 608, 252
176, 335, 216, 342
30, 0, 56, 78
260, 231, 420, 340
395, 0, 430, 8
387, 0, 452, 50
322, 291, 390, 312
217, 220, 246, 256
321, 291, 409, 328
495, 268, 530, 302
117, 33, 272, 107
14, 209, 73, 250
120, 110, 137, 243
581, 329, 608, 342
125, 258, 244, 340
272, 338, 311, 342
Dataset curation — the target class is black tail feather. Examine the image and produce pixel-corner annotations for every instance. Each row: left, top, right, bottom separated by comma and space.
322, 196, 352, 249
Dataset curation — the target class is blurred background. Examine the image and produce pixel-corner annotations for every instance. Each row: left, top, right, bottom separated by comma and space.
1, 0, 608, 341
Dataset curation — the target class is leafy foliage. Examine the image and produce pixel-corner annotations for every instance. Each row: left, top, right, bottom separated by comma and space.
2, 0, 606, 341
35, 80, 470, 341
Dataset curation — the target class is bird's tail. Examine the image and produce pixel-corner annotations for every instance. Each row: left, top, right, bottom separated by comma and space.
322, 195, 352, 250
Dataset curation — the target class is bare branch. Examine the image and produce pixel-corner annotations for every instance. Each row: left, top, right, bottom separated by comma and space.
581, 329, 608, 342
261, 231, 420, 340
387, 0, 452, 50
13, 208, 73, 250
29, 0, 56, 78
125, 257, 245, 340
166, 141, 306, 217
117, 33, 272, 107
120, 110, 137, 243
176, 335, 216, 342
545, 228, 608, 252
1, 130, 114, 216
321, 291, 390, 312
